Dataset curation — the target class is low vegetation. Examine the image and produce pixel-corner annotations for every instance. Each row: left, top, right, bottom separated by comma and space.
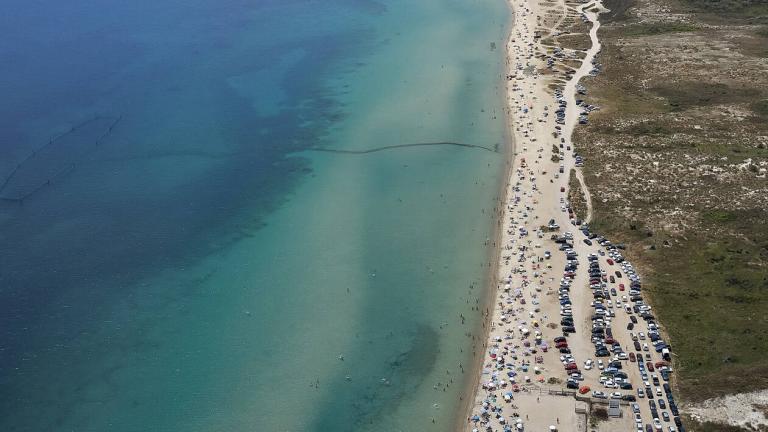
621, 22, 699, 36
571, 0, 768, 412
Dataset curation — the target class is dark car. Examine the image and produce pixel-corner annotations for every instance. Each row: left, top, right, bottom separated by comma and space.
627, 322, 635, 330
674, 417, 683, 428
562, 326, 576, 333
615, 271, 622, 278
622, 395, 636, 401
634, 341, 642, 351
566, 380, 579, 389
645, 425, 653, 432
630, 315, 638, 324
620, 382, 633, 390
658, 399, 666, 409
584, 239, 593, 245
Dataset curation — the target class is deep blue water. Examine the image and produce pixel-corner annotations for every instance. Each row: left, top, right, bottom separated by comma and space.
0, 0, 509, 430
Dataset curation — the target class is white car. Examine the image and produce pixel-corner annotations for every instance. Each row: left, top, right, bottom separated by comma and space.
653, 419, 663, 431
639, 332, 646, 340
610, 392, 622, 399
597, 360, 604, 370
584, 359, 593, 370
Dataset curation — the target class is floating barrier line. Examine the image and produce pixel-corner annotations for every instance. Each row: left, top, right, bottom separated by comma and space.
0, 115, 121, 203
310, 141, 497, 154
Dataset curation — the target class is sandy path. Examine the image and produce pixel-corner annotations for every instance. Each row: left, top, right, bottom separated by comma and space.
575, 169, 593, 223
562, 2, 602, 225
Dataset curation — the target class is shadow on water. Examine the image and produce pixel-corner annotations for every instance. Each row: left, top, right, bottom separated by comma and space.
311, 324, 442, 432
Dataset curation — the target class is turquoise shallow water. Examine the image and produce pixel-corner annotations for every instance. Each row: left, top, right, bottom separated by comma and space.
0, 0, 509, 430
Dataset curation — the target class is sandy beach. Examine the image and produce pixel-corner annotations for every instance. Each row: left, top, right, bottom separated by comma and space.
462, 0, 686, 428
459, 0, 632, 430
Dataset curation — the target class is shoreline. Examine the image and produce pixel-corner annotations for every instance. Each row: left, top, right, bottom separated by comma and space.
453, 0, 519, 429
458, 0, 615, 430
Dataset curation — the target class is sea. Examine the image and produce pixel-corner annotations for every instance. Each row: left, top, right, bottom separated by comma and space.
0, 0, 510, 430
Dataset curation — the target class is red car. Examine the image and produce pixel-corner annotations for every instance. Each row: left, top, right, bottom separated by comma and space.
565, 363, 578, 370
619, 283, 625, 291
606, 258, 614, 265
556, 342, 569, 349
629, 352, 636, 362
646, 362, 655, 372
655, 361, 668, 368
